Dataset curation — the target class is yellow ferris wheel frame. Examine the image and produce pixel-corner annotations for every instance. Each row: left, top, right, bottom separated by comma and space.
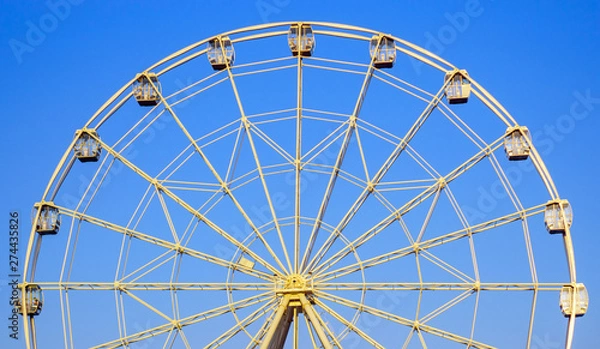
19, 21, 586, 349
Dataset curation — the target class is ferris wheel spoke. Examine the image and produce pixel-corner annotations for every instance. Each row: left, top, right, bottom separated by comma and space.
294, 52, 304, 274
142, 75, 290, 275
55, 205, 274, 281
313, 298, 385, 348
311, 136, 505, 276
34, 281, 273, 291
300, 43, 381, 273
84, 133, 284, 277
91, 291, 271, 349
316, 291, 496, 349
314, 203, 545, 282
317, 282, 563, 291
304, 86, 446, 273
218, 59, 295, 274
204, 299, 277, 349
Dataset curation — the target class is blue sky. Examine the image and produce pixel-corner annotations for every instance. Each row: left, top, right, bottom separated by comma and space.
0, 1, 599, 348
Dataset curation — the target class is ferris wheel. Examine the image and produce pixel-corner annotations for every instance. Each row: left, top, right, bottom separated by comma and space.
18, 22, 588, 348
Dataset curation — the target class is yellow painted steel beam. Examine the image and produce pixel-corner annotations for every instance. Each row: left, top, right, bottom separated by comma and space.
144, 75, 290, 275
304, 84, 447, 272
91, 292, 271, 349
317, 291, 495, 349
316, 204, 545, 282
218, 44, 294, 274
300, 35, 382, 273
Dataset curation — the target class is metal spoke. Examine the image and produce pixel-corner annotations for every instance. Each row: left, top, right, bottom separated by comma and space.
315, 203, 545, 282
145, 76, 290, 275
304, 84, 446, 272
90, 292, 272, 349
316, 291, 496, 349
317, 282, 565, 291
300, 37, 381, 272
204, 299, 277, 349
218, 51, 294, 274
312, 137, 505, 276
55, 205, 274, 282
34, 281, 273, 291
314, 298, 385, 348
86, 132, 283, 277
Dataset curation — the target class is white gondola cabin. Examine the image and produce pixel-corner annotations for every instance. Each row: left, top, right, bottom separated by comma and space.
560, 284, 588, 317
504, 126, 531, 161
74, 129, 102, 163
369, 35, 396, 69
36, 204, 60, 235
16, 284, 43, 316
288, 23, 315, 56
444, 70, 471, 104
133, 73, 161, 106
207, 36, 235, 70
544, 200, 572, 234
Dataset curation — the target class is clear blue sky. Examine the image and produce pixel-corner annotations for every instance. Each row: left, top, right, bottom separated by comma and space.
0, 1, 599, 348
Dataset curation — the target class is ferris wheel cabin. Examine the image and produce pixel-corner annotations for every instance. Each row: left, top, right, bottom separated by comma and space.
288, 23, 315, 57
16, 284, 43, 316
74, 129, 102, 163
560, 284, 589, 317
133, 73, 161, 106
207, 36, 235, 70
35, 204, 60, 235
444, 70, 471, 104
369, 35, 396, 69
504, 126, 531, 161
544, 200, 572, 234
